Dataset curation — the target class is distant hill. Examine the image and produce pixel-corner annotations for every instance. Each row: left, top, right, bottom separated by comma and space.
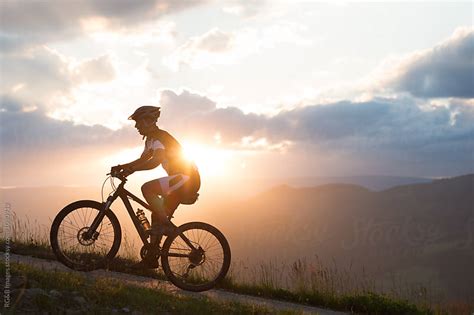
270, 175, 433, 191
215, 174, 474, 300
217, 175, 432, 198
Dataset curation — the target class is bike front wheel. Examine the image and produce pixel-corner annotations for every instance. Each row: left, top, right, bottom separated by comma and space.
161, 222, 231, 292
50, 200, 122, 271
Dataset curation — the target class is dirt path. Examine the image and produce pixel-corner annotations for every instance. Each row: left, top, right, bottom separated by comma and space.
3, 253, 347, 315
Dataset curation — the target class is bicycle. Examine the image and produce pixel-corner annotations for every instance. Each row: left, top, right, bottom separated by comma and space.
49, 171, 231, 292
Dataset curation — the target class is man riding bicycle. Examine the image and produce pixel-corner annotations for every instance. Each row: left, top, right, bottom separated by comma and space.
111, 106, 200, 265
49, 105, 232, 277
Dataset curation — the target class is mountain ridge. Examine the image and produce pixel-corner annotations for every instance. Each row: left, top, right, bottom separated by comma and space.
249, 173, 473, 203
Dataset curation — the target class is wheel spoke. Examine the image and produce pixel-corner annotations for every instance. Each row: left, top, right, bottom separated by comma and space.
162, 224, 230, 290
52, 204, 119, 271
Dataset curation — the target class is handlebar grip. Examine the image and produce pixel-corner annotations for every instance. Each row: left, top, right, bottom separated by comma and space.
108, 171, 127, 181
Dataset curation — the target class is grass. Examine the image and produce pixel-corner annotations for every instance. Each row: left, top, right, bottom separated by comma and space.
217, 272, 426, 315
0, 261, 286, 314
1, 211, 472, 314
0, 240, 433, 314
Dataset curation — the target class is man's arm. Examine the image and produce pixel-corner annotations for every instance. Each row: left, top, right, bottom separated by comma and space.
114, 139, 164, 174
119, 149, 153, 171
130, 149, 164, 171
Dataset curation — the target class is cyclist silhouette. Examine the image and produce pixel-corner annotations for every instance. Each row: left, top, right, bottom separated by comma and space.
51, 106, 230, 276
111, 106, 201, 247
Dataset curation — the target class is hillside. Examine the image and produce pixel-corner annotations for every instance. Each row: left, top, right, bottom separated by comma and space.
216, 174, 474, 301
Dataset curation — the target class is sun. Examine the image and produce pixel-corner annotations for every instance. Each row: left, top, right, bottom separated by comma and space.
181, 141, 234, 177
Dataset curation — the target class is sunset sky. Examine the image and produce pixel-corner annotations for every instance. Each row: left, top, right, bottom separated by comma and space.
1, 1, 473, 187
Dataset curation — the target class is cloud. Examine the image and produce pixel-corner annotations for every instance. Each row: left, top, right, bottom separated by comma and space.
164, 23, 311, 70
158, 89, 474, 175
0, 95, 142, 187
222, 0, 267, 18
0, 95, 136, 152
0, 0, 206, 52
161, 90, 473, 142
74, 55, 116, 83
86, 20, 178, 48
0, 33, 35, 54
164, 28, 235, 70
0, 47, 117, 112
1, 47, 74, 106
160, 89, 216, 116
159, 90, 266, 142
382, 27, 474, 99
221, 0, 288, 19
2, 90, 473, 178
193, 28, 235, 52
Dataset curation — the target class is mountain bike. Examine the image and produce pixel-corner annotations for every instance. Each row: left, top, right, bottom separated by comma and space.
49, 171, 231, 292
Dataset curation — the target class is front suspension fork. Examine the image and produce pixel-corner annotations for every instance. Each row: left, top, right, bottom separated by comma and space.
84, 196, 114, 240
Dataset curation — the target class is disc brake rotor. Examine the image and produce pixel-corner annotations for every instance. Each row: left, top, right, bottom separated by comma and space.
77, 227, 98, 246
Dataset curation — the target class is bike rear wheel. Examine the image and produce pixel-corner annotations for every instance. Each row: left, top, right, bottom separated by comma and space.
50, 200, 121, 271
161, 222, 231, 292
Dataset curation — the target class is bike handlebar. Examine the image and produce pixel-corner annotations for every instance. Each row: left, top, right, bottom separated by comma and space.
107, 171, 128, 182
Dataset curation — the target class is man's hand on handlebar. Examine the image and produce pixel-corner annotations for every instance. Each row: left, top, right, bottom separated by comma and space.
110, 165, 134, 178
121, 166, 135, 177
110, 165, 122, 175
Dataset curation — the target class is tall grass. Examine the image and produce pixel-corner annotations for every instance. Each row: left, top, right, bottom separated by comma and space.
1, 212, 472, 314
225, 256, 423, 301
1, 211, 50, 247
222, 258, 435, 313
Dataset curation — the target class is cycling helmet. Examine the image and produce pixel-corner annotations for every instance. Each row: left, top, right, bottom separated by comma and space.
128, 106, 161, 121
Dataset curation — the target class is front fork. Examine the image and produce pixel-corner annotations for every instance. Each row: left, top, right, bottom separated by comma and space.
84, 195, 116, 240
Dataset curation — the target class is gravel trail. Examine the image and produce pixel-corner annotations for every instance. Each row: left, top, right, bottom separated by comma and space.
3, 253, 347, 315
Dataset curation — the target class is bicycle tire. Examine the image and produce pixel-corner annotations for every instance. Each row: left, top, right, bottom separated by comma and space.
50, 200, 122, 271
161, 222, 231, 292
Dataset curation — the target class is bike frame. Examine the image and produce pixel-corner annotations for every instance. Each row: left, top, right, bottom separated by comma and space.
85, 175, 196, 252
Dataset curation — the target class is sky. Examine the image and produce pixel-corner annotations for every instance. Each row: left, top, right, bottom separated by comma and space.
1, 0, 473, 187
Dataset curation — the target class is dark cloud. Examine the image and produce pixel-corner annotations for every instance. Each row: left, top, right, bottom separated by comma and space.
160, 90, 473, 149
281, 101, 391, 142
389, 28, 474, 98
0, 33, 34, 54
0, 95, 136, 152
160, 90, 266, 142
158, 90, 474, 175
0, 0, 206, 52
